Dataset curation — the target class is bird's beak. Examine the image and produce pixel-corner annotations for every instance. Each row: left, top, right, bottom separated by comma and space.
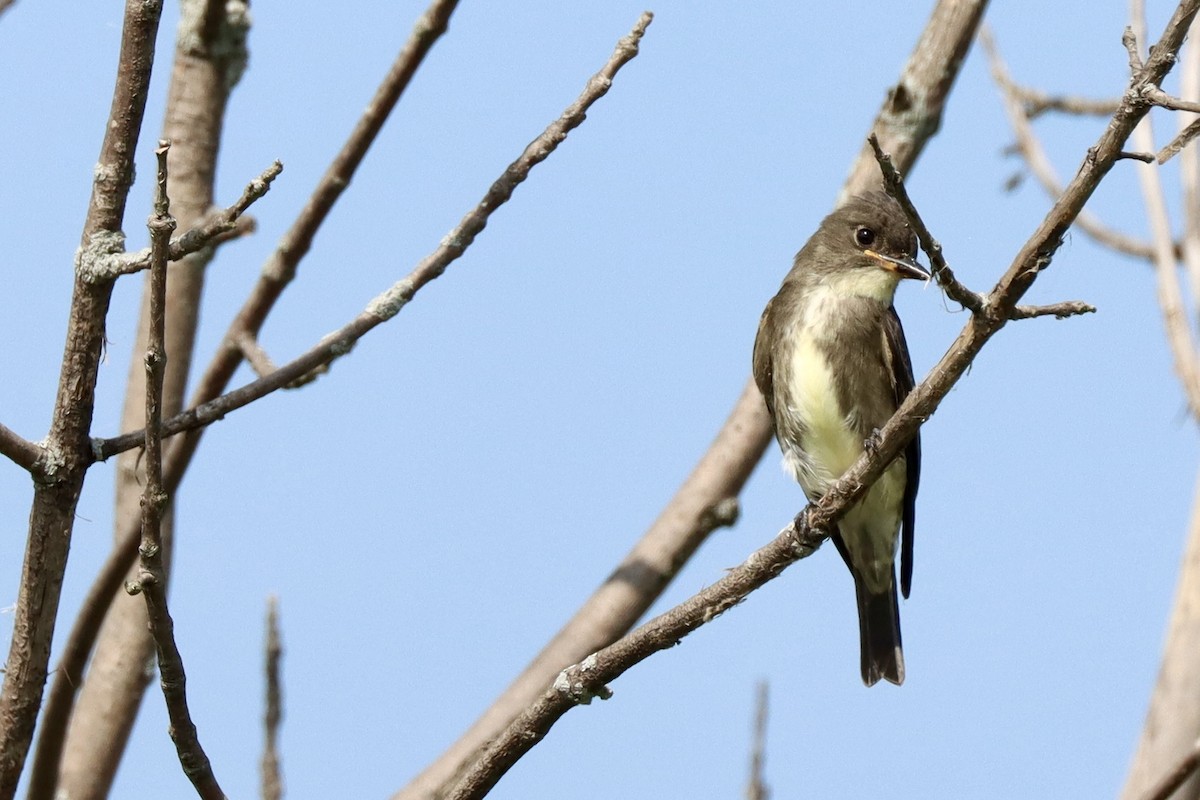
866, 250, 929, 281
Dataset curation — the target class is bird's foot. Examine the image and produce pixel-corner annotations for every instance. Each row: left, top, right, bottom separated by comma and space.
863, 428, 883, 455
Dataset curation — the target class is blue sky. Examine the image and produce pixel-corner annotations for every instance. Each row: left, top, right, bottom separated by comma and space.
0, 1, 1194, 798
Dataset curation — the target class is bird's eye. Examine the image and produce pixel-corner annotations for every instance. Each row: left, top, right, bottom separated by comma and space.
855, 227, 876, 247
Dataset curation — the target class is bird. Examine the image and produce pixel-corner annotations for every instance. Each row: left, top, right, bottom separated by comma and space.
752, 190, 925, 686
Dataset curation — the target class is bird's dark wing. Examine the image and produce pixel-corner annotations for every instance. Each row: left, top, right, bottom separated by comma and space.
883, 306, 919, 599
752, 296, 778, 418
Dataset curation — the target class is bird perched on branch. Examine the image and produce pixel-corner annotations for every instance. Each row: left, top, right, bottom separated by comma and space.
753, 191, 925, 686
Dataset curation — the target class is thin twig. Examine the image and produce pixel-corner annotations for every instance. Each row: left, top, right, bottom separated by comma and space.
982, 27, 1169, 262
109, 160, 283, 278
1026, 93, 1121, 117
234, 332, 325, 388
442, 5, 1200, 797
94, 9, 654, 462
237, 331, 279, 379
745, 682, 769, 800
129, 141, 225, 800
262, 597, 284, 800
1126, 26, 1146, 72
1137, 739, 1200, 800
1158, 117, 1200, 164
1007, 300, 1097, 320
990, 76, 1121, 118
1120, 150, 1158, 163
868, 133, 985, 313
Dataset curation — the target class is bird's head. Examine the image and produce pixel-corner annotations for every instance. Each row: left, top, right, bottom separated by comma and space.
800, 191, 928, 301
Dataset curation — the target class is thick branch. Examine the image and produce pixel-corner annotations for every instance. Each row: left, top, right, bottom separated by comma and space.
1137, 738, 1200, 800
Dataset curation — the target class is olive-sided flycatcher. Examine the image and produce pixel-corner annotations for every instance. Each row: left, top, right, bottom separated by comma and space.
752, 191, 925, 686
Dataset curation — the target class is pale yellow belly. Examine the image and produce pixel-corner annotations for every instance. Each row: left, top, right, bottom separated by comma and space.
781, 334, 862, 494
779, 332, 903, 592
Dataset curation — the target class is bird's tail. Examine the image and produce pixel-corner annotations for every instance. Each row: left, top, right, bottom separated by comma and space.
853, 571, 904, 687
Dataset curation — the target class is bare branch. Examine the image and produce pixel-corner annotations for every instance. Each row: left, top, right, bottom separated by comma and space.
1157, 116, 1200, 164
262, 597, 283, 800
125, 141, 225, 800
109, 160, 284, 278
1119, 150, 1158, 163
977, 69, 1120, 119
235, 332, 325, 388
1121, 11, 1200, 799
868, 133, 985, 313
1125, 26, 1145, 73
1007, 300, 1097, 320
1147, 86, 1200, 115
93, 9, 654, 462
1021, 91, 1121, 118
237, 331, 279, 379
0, 423, 41, 474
